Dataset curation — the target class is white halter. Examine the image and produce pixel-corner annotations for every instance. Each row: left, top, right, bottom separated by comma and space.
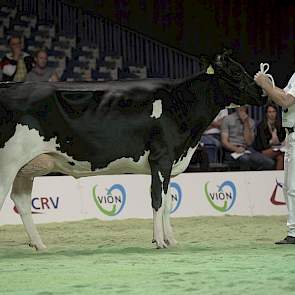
259, 63, 275, 96
223, 62, 276, 108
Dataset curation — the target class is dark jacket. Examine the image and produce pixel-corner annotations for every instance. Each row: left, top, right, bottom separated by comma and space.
254, 120, 286, 151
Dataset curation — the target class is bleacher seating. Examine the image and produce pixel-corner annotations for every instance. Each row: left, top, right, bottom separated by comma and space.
19, 14, 37, 29
0, 5, 151, 83
91, 70, 112, 81
105, 55, 123, 69
11, 18, 31, 38
0, 37, 8, 52
26, 39, 44, 52
128, 64, 147, 79
52, 41, 71, 58
97, 60, 118, 80
0, 7, 17, 29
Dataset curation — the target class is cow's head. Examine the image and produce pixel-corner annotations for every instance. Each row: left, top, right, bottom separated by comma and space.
211, 50, 266, 107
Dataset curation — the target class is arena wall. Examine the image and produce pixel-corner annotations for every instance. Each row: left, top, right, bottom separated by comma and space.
0, 171, 286, 225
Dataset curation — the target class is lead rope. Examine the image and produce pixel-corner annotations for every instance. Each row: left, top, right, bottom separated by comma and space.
259, 63, 275, 96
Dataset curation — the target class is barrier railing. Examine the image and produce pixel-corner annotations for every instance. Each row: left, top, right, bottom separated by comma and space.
12, 0, 200, 78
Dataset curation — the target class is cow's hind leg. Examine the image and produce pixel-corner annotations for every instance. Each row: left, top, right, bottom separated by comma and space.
10, 176, 47, 250
162, 185, 177, 247
0, 168, 19, 211
10, 154, 55, 250
0, 185, 12, 211
0, 186, 9, 211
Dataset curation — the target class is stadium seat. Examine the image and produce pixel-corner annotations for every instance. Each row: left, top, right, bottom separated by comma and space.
20, 15, 37, 28
105, 55, 123, 69
95, 71, 112, 81
63, 71, 83, 81
0, 38, 8, 52
0, 50, 6, 59
12, 24, 31, 39
56, 34, 76, 48
128, 64, 147, 79
37, 24, 55, 38
118, 70, 141, 80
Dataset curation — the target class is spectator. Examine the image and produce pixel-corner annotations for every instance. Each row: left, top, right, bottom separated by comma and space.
221, 106, 274, 170
0, 35, 33, 81
26, 49, 59, 82
201, 109, 228, 162
254, 103, 286, 170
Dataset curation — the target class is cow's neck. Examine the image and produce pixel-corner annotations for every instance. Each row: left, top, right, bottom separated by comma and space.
182, 75, 222, 144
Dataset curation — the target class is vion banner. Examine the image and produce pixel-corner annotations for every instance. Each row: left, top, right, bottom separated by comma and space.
78, 175, 152, 220
0, 171, 286, 225
173, 172, 252, 216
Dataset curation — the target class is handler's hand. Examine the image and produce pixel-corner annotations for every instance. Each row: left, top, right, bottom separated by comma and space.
237, 108, 249, 123
254, 72, 272, 89
271, 130, 280, 145
235, 146, 245, 154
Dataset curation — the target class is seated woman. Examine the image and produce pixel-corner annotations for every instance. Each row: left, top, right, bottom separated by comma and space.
254, 102, 286, 170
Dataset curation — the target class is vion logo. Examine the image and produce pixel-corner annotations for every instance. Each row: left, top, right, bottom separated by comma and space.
14, 196, 60, 214
170, 182, 182, 214
92, 184, 126, 216
205, 180, 236, 212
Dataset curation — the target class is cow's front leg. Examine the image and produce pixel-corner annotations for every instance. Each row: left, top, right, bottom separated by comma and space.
10, 176, 47, 251
153, 207, 166, 249
162, 185, 177, 247
150, 163, 172, 249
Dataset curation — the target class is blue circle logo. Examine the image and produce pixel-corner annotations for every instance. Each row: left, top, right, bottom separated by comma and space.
92, 184, 126, 216
170, 182, 182, 214
205, 180, 237, 212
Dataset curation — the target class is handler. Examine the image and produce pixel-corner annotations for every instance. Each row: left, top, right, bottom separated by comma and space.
255, 71, 295, 244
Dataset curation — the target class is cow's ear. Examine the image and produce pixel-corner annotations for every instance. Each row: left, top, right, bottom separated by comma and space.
215, 48, 233, 66
214, 54, 224, 67
199, 55, 212, 72
223, 48, 232, 56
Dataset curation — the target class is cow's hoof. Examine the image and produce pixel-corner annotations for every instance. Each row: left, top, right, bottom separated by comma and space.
155, 240, 168, 249
28, 242, 47, 251
164, 238, 178, 247
36, 244, 47, 251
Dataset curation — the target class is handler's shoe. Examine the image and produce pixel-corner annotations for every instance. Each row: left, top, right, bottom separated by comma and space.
275, 236, 295, 244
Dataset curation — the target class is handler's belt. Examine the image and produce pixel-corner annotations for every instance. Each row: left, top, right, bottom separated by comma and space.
286, 127, 295, 134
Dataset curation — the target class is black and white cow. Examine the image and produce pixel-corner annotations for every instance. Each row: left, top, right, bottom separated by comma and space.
0, 52, 266, 250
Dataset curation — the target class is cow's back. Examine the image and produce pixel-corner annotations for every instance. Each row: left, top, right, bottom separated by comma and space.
0, 81, 176, 174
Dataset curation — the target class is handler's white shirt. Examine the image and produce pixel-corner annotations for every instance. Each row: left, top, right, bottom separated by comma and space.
282, 73, 295, 128
284, 73, 295, 97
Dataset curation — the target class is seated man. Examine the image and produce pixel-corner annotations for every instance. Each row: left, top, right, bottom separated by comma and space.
201, 109, 228, 162
26, 49, 59, 82
221, 106, 274, 171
